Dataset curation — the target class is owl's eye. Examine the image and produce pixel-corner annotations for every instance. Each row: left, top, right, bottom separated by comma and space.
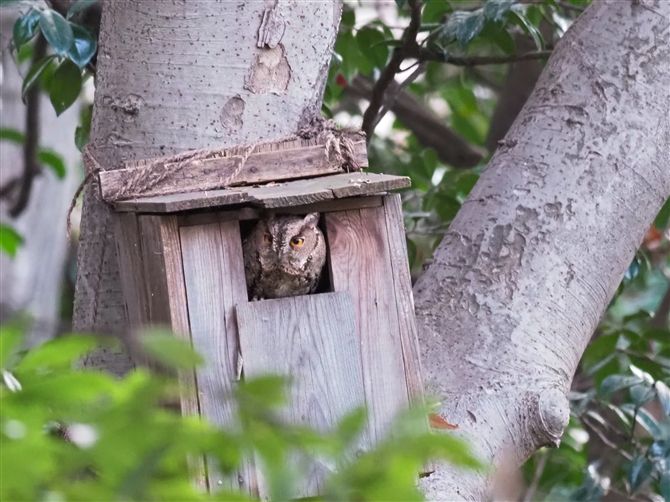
264, 234, 273, 244
290, 237, 305, 247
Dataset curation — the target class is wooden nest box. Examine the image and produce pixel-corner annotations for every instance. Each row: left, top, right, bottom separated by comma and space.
103, 134, 426, 496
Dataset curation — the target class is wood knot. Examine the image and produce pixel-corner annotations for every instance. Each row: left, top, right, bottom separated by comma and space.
533, 387, 570, 448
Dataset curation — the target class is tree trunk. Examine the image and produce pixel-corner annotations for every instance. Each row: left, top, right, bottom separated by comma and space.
416, 0, 670, 499
74, 0, 342, 374
1, 11, 81, 344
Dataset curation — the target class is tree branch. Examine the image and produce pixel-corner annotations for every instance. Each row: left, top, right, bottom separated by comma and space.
348, 76, 485, 168
9, 34, 46, 218
361, 0, 422, 142
410, 48, 553, 66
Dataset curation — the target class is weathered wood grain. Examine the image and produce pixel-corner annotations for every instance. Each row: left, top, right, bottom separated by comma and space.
325, 207, 410, 444
113, 172, 410, 213
236, 292, 368, 499
382, 195, 425, 402
135, 215, 207, 489
99, 139, 368, 202
178, 195, 384, 228
179, 221, 255, 494
113, 213, 149, 331
382, 195, 433, 475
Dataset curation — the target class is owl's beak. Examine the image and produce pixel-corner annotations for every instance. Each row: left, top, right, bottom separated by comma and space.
277, 249, 285, 260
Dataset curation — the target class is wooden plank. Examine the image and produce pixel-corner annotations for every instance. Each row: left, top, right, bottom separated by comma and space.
113, 172, 410, 214
236, 292, 369, 499
382, 195, 433, 475
114, 189, 250, 214
382, 195, 425, 402
178, 195, 384, 228
99, 138, 368, 202
136, 215, 207, 489
113, 213, 149, 331
325, 207, 410, 445
180, 221, 256, 494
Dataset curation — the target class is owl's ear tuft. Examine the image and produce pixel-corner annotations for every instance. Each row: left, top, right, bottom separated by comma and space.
302, 213, 320, 228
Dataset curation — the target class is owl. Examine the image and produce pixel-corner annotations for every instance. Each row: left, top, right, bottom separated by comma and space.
242, 212, 327, 300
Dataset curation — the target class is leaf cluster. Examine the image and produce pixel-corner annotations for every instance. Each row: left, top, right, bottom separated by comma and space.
10, 2, 97, 116
1, 324, 480, 501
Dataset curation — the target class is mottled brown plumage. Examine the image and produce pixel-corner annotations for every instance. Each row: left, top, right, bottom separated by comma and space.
242, 213, 327, 300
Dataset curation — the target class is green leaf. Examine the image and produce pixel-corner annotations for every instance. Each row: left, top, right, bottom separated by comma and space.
17, 42, 33, 63
395, 0, 407, 7
237, 375, 288, 409
140, 330, 204, 370
483, 0, 514, 21
21, 55, 57, 101
508, 9, 544, 50
630, 383, 656, 407
0, 128, 25, 144
13, 9, 40, 49
635, 408, 662, 440
16, 334, 103, 373
321, 103, 333, 119
67, 23, 97, 68
599, 374, 643, 398
334, 30, 360, 81
657, 381, 670, 416
0, 224, 24, 258
341, 8, 355, 28
335, 407, 367, 446
434, 193, 461, 222
38, 149, 66, 179
67, 0, 98, 19
116, 445, 168, 500
457, 13, 485, 48
423, 0, 453, 24
49, 59, 82, 116
628, 456, 653, 492
655, 197, 670, 229
480, 22, 515, 54
356, 27, 390, 70
75, 104, 93, 151
406, 238, 417, 268
39, 9, 74, 56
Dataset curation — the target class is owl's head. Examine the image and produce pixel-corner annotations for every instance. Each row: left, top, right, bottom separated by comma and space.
257, 213, 324, 272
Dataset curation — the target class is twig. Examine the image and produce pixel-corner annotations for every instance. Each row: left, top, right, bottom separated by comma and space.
410, 48, 553, 66
521, 449, 548, 502
361, 0, 423, 142
580, 416, 633, 460
557, 1, 586, 13
9, 35, 47, 218
372, 61, 426, 132
617, 348, 670, 370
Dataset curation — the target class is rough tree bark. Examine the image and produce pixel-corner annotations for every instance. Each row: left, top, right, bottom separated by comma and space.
416, 0, 670, 499
74, 0, 342, 374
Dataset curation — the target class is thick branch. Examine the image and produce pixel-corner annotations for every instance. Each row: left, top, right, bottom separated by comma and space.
416, 0, 670, 498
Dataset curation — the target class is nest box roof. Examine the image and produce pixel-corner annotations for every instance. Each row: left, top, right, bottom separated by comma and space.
113, 172, 410, 214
